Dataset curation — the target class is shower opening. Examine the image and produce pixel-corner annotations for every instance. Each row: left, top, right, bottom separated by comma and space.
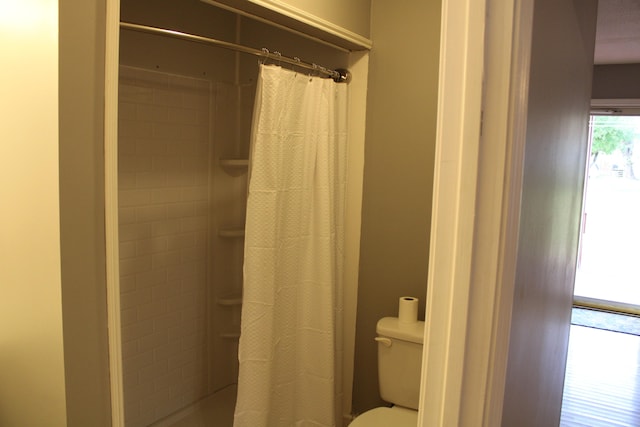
112, 0, 355, 425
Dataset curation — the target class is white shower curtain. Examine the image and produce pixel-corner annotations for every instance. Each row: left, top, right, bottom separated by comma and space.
233, 64, 347, 427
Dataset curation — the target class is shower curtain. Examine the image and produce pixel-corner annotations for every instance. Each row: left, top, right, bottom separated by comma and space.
233, 64, 347, 427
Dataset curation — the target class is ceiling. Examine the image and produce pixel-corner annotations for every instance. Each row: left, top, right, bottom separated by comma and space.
594, 0, 640, 64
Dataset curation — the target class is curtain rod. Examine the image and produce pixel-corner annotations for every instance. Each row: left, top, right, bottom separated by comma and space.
120, 22, 351, 83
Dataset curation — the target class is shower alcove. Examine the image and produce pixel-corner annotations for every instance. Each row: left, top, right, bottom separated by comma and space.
110, 0, 369, 425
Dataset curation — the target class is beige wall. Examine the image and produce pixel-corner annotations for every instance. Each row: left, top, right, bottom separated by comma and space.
592, 63, 640, 99
1, 1, 113, 425
0, 1, 68, 426
501, 0, 598, 425
59, 0, 113, 425
352, 0, 440, 414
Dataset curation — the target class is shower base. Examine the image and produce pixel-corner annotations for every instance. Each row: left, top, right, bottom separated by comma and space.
151, 384, 237, 427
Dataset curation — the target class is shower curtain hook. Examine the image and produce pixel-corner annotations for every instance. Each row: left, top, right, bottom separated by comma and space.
310, 63, 319, 79
293, 57, 302, 76
260, 47, 269, 65
273, 51, 282, 66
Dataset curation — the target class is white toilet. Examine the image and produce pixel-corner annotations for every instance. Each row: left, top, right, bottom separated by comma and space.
349, 316, 425, 426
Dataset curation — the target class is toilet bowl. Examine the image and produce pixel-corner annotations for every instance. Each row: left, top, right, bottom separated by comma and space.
348, 317, 424, 426
349, 406, 417, 427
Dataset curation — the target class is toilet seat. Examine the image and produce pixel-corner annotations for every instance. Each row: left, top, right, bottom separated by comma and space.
349, 406, 418, 427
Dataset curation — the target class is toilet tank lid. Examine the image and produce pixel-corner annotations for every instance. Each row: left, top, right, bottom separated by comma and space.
376, 317, 425, 344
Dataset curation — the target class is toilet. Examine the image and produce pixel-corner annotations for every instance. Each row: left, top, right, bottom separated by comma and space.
349, 316, 425, 426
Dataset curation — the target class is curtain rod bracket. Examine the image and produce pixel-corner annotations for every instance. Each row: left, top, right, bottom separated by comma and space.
333, 69, 351, 84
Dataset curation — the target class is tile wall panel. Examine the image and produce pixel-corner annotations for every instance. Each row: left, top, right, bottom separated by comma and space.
118, 66, 212, 427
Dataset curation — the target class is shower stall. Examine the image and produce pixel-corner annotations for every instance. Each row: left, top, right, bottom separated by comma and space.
112, 0, 363, 425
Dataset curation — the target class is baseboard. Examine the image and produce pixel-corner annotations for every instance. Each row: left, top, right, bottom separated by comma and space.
343, 413, 355, 426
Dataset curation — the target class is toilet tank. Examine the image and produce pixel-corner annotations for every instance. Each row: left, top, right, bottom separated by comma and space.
376, 317, 425, 410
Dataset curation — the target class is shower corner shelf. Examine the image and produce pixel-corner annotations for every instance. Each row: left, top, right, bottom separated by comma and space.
220, 332, 241, 340
218, 158, 249, 177
217, 293, 243, 306
218, 227, 245, 238
218, 158, 249, 168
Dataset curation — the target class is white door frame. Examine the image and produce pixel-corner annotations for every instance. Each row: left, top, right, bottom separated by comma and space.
418, 0, 534, 425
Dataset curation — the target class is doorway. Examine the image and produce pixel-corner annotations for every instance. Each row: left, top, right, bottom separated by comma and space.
561, 112, 640, 426
574, 113, 640, 315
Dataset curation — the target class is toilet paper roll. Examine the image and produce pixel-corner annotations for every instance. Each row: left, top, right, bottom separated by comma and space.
398, 296, 419, 324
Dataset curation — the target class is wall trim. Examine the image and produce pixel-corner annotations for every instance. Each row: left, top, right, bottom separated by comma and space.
246, 0, 372, 49
418, 0, 534, 424
105, 0, 125, 425
477, 0, 534, 424
201, 0, 372, 51
591, 98, 640, 115
591, 98, 640, 108
418, 0, 487, 423
342, 51, 369, 422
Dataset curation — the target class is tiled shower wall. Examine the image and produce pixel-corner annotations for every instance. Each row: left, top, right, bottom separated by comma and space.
118, 66, 212, 426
